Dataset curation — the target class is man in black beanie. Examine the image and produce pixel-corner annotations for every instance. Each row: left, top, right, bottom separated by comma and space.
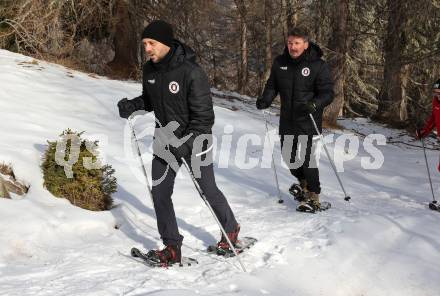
117, 20, 241, 265
140, 20, 174, 62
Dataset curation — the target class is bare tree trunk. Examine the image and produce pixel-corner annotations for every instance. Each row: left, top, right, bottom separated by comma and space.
108, 0, 142, 79
281, 0, 288, 42
239, 9, 248, 94
376, 0, 409, 123
212, 51, 219, 88
240, 20, 248, 93
287, 0, 299, 29
281, 0, 299, 42
264, 0, 272, 82
324, 0, 349, 126
313, 0, 327, 42
400, 64, 410, 120
235, 0, 248, 94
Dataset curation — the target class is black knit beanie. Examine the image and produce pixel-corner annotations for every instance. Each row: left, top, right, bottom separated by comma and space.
141, 20, 174, 48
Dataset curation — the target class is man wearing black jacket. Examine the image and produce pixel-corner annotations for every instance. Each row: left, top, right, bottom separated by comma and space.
256, 27, 334, 212
117, 20, 240, 264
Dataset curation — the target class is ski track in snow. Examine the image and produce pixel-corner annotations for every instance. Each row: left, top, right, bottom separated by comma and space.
0, 50, 440, 296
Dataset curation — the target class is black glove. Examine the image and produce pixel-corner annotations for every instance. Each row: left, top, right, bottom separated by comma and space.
256, 100, 269, 110
301, 100, 318, 114
169, 143, 191, 161
117, 98, 137, 119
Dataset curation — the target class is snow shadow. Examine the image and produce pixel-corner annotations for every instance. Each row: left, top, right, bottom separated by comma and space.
214, 164, 297, 208
380, 214, 440, 253
113, 184, 217, 249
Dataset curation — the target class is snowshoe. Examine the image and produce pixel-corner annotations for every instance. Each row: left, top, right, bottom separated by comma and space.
207, 237, 257, 257
296, 201, 331, 213
296, 192, 331, 213
429, 201, 440, 211
130, 245, 198, 268
206, 224, 256, 257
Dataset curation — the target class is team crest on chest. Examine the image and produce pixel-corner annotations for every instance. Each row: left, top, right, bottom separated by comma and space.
169, 81, 180, 94
301, 67, 310, 77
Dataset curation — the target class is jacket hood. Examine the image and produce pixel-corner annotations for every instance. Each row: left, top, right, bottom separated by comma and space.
171, 39, 196, 64
148, 39, 196, 71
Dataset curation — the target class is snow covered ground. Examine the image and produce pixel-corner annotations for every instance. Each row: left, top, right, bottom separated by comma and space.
1, 49, 440, 296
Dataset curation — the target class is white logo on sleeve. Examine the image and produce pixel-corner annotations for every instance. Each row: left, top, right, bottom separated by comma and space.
169, 81, 180, 94
280, 66, 288, 70
301, 67, 310, 77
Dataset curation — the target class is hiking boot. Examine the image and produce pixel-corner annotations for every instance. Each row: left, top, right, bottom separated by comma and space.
217, 224, 240, 250
147, 244, 181, 266
308, 191, 320, 209
289, 179, 308, 201
296, 191, 320, 212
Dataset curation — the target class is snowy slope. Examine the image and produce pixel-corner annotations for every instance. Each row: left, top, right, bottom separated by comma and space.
1, 49, 440, 296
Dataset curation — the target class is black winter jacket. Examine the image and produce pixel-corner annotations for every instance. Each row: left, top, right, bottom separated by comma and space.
257, 43, 334, 135
132, 40, 214, 151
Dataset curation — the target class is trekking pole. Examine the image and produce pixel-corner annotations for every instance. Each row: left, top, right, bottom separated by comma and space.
309, 114, 351, 201
263, 111, 284, 204
420, 137, 438, 210
128, 117, 154, 205
180, 157, 247, 272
